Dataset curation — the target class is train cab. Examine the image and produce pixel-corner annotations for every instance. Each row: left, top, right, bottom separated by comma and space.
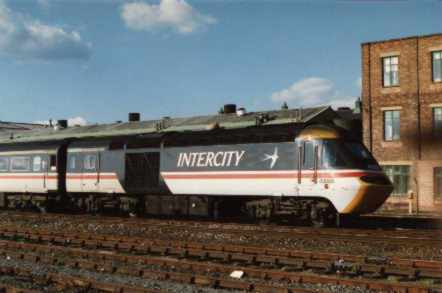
295, 125, 393, 215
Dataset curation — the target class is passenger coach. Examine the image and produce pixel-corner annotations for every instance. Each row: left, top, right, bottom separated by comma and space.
0, 142, 66, 210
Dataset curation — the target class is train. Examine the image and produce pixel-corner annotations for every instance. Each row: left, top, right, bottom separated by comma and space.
0, 109, 393, 226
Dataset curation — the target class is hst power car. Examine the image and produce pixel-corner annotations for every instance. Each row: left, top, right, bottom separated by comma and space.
0, 120, 393, 226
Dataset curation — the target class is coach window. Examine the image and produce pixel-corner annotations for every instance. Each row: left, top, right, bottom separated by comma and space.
33, 156, 41, 172
383, 56, 399, 87
69, 155, 77, 171
0, 157, 8, 172
10, 157, 31, 172
384, 110, 400, 141
84, 154, 97, 171
433, 51, 442, 82
41, 158, 48, 172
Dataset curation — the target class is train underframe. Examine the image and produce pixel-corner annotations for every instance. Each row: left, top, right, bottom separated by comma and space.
0, 192, 339, 227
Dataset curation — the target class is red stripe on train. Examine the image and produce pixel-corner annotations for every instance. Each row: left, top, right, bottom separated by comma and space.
161, 171, 374, 180
66, 175, 118, 180
0, 175, 57, 180
0, 175, 117, 180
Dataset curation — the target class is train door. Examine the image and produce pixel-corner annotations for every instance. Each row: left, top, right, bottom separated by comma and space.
299, 140, 319, 196
82, 152, 99, 192
56, 145, 68, 193
31, 155, 45, 192
66, 153, 80, 192
41, 156, 49, 190
125, 152, 160, 192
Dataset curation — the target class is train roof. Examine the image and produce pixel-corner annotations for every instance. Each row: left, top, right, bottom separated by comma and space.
0, 121, 45, 132
0, 106, 336, 146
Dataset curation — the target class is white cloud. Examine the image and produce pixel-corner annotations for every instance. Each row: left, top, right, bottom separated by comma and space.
270, 77, 355, 109
121, 0, 216, 35
0, 1, 91, 60
271, 77, 335, 105
67, 116, 87, 126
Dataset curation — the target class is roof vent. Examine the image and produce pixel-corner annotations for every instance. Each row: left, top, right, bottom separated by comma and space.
236, 107, 246, 117
129, 112, 140, 122
223, 104, 237, 114
337, 107, 352, 111
55, 120, 67, 130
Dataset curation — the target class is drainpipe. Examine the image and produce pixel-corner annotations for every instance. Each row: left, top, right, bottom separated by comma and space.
416, 37, 421, 214
368, 43, 373, 151
416, 37, 422, 160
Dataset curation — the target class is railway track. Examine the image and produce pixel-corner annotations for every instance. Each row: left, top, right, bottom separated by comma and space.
0, 226, 440, 292
3, 212, 442, 246
0, 266, 158, 292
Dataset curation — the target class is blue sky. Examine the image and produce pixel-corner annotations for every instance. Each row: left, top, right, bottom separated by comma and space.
0, 0, 441, 125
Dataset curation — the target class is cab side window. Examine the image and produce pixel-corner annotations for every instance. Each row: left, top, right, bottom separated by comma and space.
303, 141, 314, 170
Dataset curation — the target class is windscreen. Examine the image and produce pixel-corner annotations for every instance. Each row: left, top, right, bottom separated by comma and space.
321, 140, 381, 170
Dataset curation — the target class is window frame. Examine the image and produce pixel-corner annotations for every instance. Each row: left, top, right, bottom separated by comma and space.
382, 165, 410, 196
302, 141, 315, 170
382, 56, 400, 87
41, 157, 48, 172
83, 154, 97, 171
383, 110, 400, 141
432, 51, 442, 83
69, 155, 77, 171
433, 107, 442, 137
32, 156, 42, 172
434, 167, 442, 201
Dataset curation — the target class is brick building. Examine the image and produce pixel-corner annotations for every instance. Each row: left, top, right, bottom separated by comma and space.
362, 33, 442, 214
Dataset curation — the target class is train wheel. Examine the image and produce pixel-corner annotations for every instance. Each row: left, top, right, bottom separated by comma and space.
310, 204, 337, 228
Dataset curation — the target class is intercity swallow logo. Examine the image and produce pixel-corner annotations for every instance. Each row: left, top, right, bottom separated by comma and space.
262, 147, 279, 169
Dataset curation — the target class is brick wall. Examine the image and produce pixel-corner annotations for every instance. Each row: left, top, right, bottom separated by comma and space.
362, 34, 442, 214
